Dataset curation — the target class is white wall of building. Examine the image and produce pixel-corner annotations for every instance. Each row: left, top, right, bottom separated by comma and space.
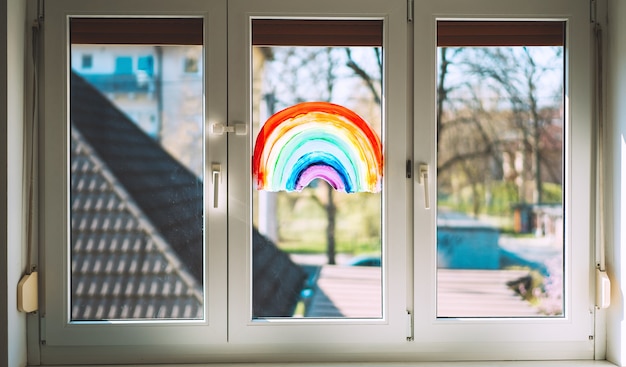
71, 45, 204, 177
71, 45, 155, 75
160, 46, 203, 177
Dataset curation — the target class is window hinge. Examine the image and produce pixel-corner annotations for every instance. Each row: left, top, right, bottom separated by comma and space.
32, 18, 41, 31
40, 313, 47, 346
35, 0, 44, 24
590, 0, 597, 23
406, 159, 412, 178
407, 0, 414, 23
406, 310, 413, 341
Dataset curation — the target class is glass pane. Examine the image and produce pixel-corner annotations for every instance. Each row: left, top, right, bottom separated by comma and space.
69, 20, 204, 320
251, 28, 384, 319
436, 44, 564, 317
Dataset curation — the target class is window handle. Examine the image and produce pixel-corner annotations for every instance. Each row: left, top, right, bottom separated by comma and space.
212, 163, 221, 208
418, 163, 430, 210
211, 122, 247, 135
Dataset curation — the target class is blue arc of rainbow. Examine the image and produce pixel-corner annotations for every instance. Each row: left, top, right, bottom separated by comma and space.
253, 102, 383, 193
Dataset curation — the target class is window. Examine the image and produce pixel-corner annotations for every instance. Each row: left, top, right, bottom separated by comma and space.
250, 20, 385, 321
435, 21, 565, 318
183, 56, 199, 73
137, 55, 154, 75
70, 22, 204, 322
114, 56, 133, 74
38, 0, 597, 363
227, 0, 409, 344
81, 54, 92, 69
410, 1, 594, 357
42, 1, 227, 350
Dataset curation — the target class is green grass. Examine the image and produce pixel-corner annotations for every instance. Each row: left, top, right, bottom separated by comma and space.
271, 186, 382, 256
278, 238, 381, 255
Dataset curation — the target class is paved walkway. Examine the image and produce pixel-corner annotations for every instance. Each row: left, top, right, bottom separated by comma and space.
303, 266, 539, 318
437, 269, 540, 317
305, 265, 381, 318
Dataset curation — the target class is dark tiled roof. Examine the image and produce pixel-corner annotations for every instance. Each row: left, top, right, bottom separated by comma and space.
71, 72, 204, 282
253, 229, 307, 317
70, 71, 305, 319
71, 128, 203, 319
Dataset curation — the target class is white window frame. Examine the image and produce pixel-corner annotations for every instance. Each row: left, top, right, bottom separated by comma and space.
35, 0, 601, 363
411, 0, 596, 360
226, 0, 411, 345
41, 0, 229, 352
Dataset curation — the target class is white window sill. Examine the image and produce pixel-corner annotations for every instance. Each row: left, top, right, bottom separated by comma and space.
36, 362, 618, 367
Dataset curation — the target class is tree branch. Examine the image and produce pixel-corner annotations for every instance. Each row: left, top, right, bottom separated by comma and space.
345, 48, 381, 105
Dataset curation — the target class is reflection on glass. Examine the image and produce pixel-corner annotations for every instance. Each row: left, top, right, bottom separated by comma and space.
252, 44, 383, 319
436, 45, 564, 317
70, 34, 204, 320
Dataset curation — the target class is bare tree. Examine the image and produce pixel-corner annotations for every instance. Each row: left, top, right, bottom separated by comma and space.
345, 48, 381, 105
436, 46, 563, 215
464, 47, 562, 204
263, 46, 382, 265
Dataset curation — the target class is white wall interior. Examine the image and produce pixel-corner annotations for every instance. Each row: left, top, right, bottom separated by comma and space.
4, 0, 27, 365
1, 0, 8, 360
607, 0, 626, 364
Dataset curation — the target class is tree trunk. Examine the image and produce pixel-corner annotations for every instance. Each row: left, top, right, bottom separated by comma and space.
326, 184, 337, 265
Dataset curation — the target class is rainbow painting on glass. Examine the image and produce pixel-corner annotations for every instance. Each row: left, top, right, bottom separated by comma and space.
253, 102, 383, 193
